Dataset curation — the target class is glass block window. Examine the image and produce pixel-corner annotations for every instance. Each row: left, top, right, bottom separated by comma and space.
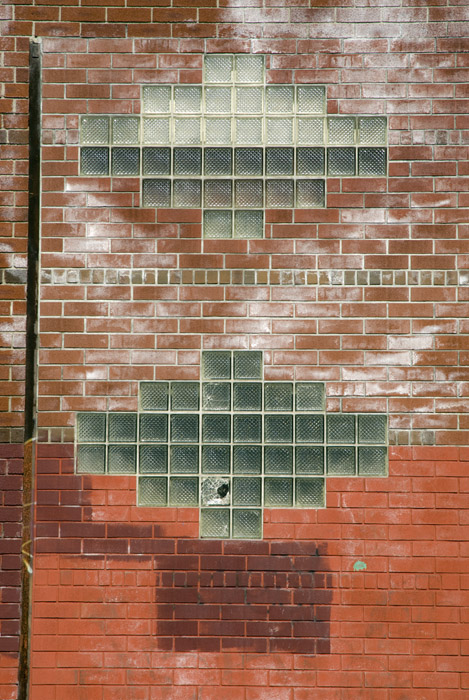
76, 352, 388, 539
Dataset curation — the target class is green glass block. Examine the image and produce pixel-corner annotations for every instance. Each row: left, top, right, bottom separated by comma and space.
169, 477, 199, 506
358, 147, 387, 177
171, 382, 199, 411
328, 148, 356, 177
142, 147, 171, 176
170, 445, 199, 474
201, 476, 230, 506
138, 477, 167, 506
295, 478, 325, 507
295, 415, 324, 444
295, 446, 324, 475
139, 445, 168, 474
81, 116, 109, 145
108, 413, 137, 442
233, 383, 262, 411
202, 414, 231, 443
204, 210, 232, 239
77, 445, 106, 474
204, 147, 232, 176
266, 148, 294, 176
327, 415, 355, 444
232, 509, 262, 539
139, 414, 168, 443
235, 148, 263, 176
202, 445, 231, 474
200, 508, 230, 538
171, 414, 199, 443
264, 478, 293, 507
142, 179, 171, 207
234, 211, 263, 239
358, 446, 387, 476
264, 383, 293, 411
142, 85, 171, 114
108, 445, 137, 474
173, 179, 201, 207
235, 179, 263, 208
234, 351, 262, 380
77, 413, 106, 443
296, 147, 325, 176
296, 382, 325, 411
266, 179, 294, 208
264, 446, 293, 474
204, 179, 232, 207
265, 415, 293, 444
232, 477, 261, 506
140, 382, 169, 411
202, 351, 231, 380
111, 148, 140, 176
233, 415, 261, 443
111, 116, 139, 145
173, 147, 202, 176
296, 179, 325, 208
327, 446, 356, 476
202, 382, 231, 411
233, 445, 262, 474
81, 147, 109, 176
358, 414, 387, 444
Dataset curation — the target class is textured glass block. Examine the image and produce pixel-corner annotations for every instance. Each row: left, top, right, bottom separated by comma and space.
77, 445, 105, 474
295, 478, 325, 507
77, 413, 106, 443
235, 118, 263, 145
327, 117, 355, 145
328, 148, 356, 177
358, 148, 387, 177
233, 415, 262, 443
174, 118, 201, 145
296, 179, 325, 208
81, 147, 109, 176
234, 351, 262, 380
138, 477, 167, 506
143, 118, 170, 145
142, 147, 171, 176
142, 179, 171, 207
235, 148, 263, 176
236, 55, 264, 83
358, 117, 387, 145
139, 445, 168, 474
234, 211, 263, 239
202, 382, 231, 411
81, 116, 109, 145
111, 148, 139, 176
235, 179, 263, 208
173, 148, 202, 176
327, 446, 356, 476
111, 117, 139, 145
266, 86, 294, 114
358, 414, 387, 444
358, 446, 387, 476
264, 478, 293, 507
201, 508, 230, 538
205, 86, 232, 114
205, 118, 232, 145
204, 179, 232, 208
295, 415, 324, 444
266, 148, 294, 176
202, 351, 231, 380
171, 414, 199, 443
264, 446, 293, 474
174, 85, 202, 114
233, 383, 262, 411
296, 383, 325, 411
169, 477, 199, 506
232, 508, 262, 539
204, 148, 232, 176
202, 445, 231, 474
296, 148, 325, 176
295, 446, 324, 475
233, 445, 262, 474
205, 54, 233, 84
266, 118, 293, 145
142, 86, 171, 114
297, 118, 324, 145
171, 382, 199, 411
108, 445, 137, 474
140, 382, 169, 411
264, 383, 293, 412
170, 445, 199, 474
201, 477, 230, 506
266, 179, 294, 208
139, 414, 168, 443
108, 413, 137, 442
203, 414, 231, 443
236, 87, 263, 114
297, 86, 326, 114
265, 415, 293, 444
327, 414, 355, 444
232, 478, 261, 506
204, 210, 232, 239
173, 179, 201, 208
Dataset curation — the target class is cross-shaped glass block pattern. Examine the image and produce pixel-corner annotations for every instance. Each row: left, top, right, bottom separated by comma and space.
76, 352, 388, 539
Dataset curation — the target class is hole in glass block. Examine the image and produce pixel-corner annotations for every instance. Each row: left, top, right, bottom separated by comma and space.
173, 179, 201, 208
297, 86, 326, 114
235, 148, 263, 176
266, 118, 293, 145
201, 508, 230, 538
327, 117, 355, 145
266, 148, 294, 176
142, 86, 171, 114
327, 447, 356, 476
295, 383, 325, 411
295, 415, 324, 444
170, 414, 199, 444
77, 413, 106, 443
173, 148, 202, 176
202, 351, 231, 380
204, 148, 232, 176
77, 445, 106, 474
235, 118, 263, 145
142, 147, 171, 176
236, 87, 263, 114
232, 508, 262, 539
202, 415, 231, 443
266, 86, 294, 114
142, 179, 171, 207
204, 210, 232, 239
111, 116, 139, 145
139, 445, 168, 474
81, 147, 109, 176
171, 382, 199, 411
201, 477, 230, 506
327, 414, 355, 444
205, 86, 232, 114
233, 445, 262, 474
138, 477, 167, 506
297, 118, 324, 145
233, 415, 262, 443
202, 445, 231, 474
174, 85, 202, 114
358, 446, 387, 476
205, 55, 233, 84
235, 179, 263, 208
202, 382, 231, 411
296, 478, 325, 507
327, 148, 356, 176
174, 118, 201, 145
358, 414, 387, 444
233, 383, 262, 411
204, 179, 232, 208
108, 413, 137, 442
236, 55, 264, 83
140, 382, 169, 411
295, 446, 324, 475
266, 179, 294, 208
358, 116, 387, 145
111, 148, 140, 176
234, 211, 263, 239
169, 477, 199, 506
143, 118, 170, 145
234, 351, 262, 379
139, 414, 168, 443
205, 118, 232, 145
170, 445, 199, 474
108, 445, 137, 474
81, 116, 109, 145
264, 478, 293, 507
264, 415, 293, 444
264, 446, 293, 474
296, 180, 325, 208
232, 478, 261, 506
358, 148, 387, 177
296, 147, 325, 176
264, 383, 293, 411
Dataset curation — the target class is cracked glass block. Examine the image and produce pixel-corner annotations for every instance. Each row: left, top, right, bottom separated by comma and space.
327, 446, 356, 476
266, 180, 294, 208
173, 148, 202, 176
171, 382, 199, 411
202, 382, 231, 411
327, 415, 355, 444
264, 383, 293, 412
233, 383, 262, 411
201, 508, 230, 538
169, 477, 199, 506
296, 147, 325, 176
203, 414, 231, 443
327, 117, 355, 145
232, 508, 262, 539
81, 147, 109, 176
173, 179, 201, 208
205, 86, 232, 114
111, 117, 139, 145
236, 87, 263, 114
358, 414, 387, 444
234, 211, 263, 239
143, 147, 171, 176
234, 351, 262, 380
236, 55, 264, 83
77, 445, 105, 474
297, 117, 324, 145
266, 148, 294, 176
174, 85, 202, 114
358, 148, 387, 177
233, 445, 262, 474
142, 85, 171, 114
232, 477, 261, 506
295, 446, 324, 475
296, 383, 325, 411
140, 382, 169, 411
235, 148, 263, 176
139, 414, 168, 443
205, 118, 232, 145
295, 415, 324, 444
235, 118, 263, 145
264, 446, 293, 474
111, 148, 140, 176
174, 118, 201, 145
264, 478, 293, 507
233, 415, 262, 443
297, 86, 326, 114
266, 118, 293, 145
202, 445, 230, 474
235, 179, 263, 208
266, 86, 294, 114
296, 478, 325, 507
296, 179, 325, 208
205, 54, 233, 83
170, 445, 199, 474
204, 179, 232, 208
204, 210, 232, 239
205, 148, 232, 176
108, 413, 137, 442
358, 446, 387, 476
81, 116, 109, 145
139, 445, 168, 474
142, 179, 171, 207
328, 148, 356, 176
171, 414, 199, 443
201, 477, 230, 506
142, 118, 170, 145
138, 477, 167, 506
202, 351, 231, 380
265, 415, 293, 444
77, 413, 106, 443
358, 116, 387, 145
108, 445, 137, 474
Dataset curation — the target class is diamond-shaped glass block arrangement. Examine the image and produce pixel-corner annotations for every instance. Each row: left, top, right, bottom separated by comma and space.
76, 351, 388, 538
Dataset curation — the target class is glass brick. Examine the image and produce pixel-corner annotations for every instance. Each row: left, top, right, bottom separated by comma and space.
234, 211, 263, 239
328, 148, 356, 176
139, 445, 168, 474
235, 179, 263, 208
358, 414, 387, 444
140, 382, 169, 411
139, 413, 168, 443
205, 118, 232, 145
173, 148, 202, 176
142, 118, 170, 145
295, 446, 324, 475
202, 382, 231, 411
111, 116, 139, 145
111, 148, 140, 176
264, 478, 293, 507
170, 445, 199, 474
327, 414, 355, 444
358, 147, 387, 177
171, 382, 199, 411
297, 86, 326, 114
234, 351, 262, 379
77, 445, 105, 474
203, 414, 231, 443
327, 117, 355, 145
266, 86, 294, 114
296, 179, 325, 208
236, 55, 264, 83
295, 478, 325, 507
232, 477, 261, 506
235, 118, 263, 145
142, 85, 171, 114
173, 179, 201, 208
266, 179, 294, 208
297, 117, 324, 145
295, 415, 324, 444
169, 477, 199, 506
296, 382, 325, 411
235, 148, 263, 176
264, 446, 293, 474
266, 148, 294, 176
171, 414, 199, 443
236, 87, 263, 114
296, 147, 325, 176
200, 508, 230, 538
174, 118, 201, 145
265, 415, 293, 443
205, 54, 233, 83
77, 413, 106, 443
266, 118, 293, 145
204, 179, 232, 208
358, 116, 387, 145
142, 147, 171, 176
204, 210, 232, 239
327, 446, 356, 476
108, 413, 137, 442
232, 508, 262, 539
81, 116, 109, 145
202, 445, 231, 474
80, 147, 109, 176
174, 85, 202, 114
108, 445, 137, 474
142, 179, 171, 207
264, 383, 293, 412
204, 148, 232, 176
201, 476, 230, 506
233, 383, 262, 411
138, 477, 167, 506
358, 446, 387, 476
233, 415, 262, 443
233, 445, 262, 474
205, 86, 232, 114
202, 351, 231, 380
